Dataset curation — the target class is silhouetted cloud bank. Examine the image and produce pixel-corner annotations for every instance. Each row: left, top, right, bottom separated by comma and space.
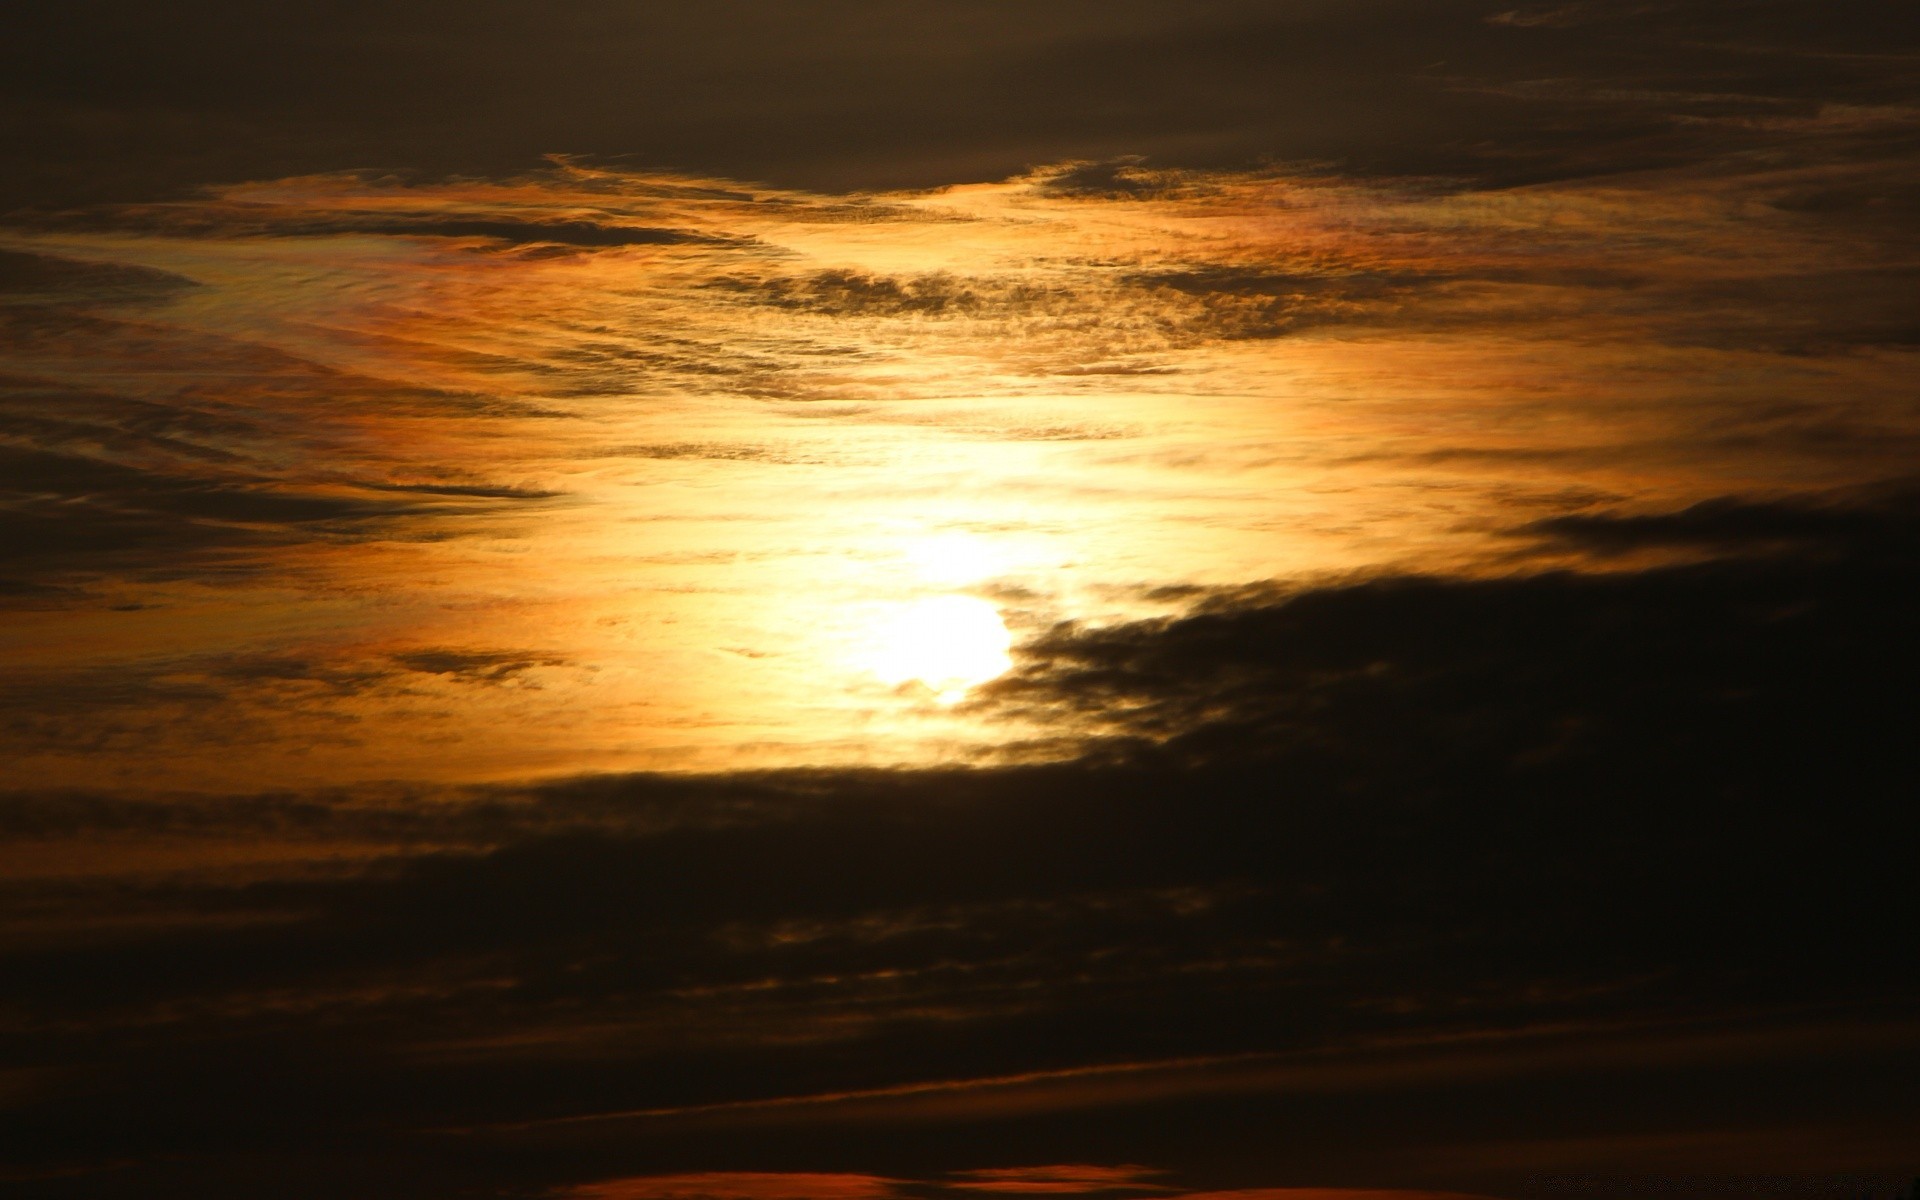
3, 489, 1916, 1197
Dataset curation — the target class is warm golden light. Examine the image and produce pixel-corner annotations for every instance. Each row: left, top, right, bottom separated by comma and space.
904, 532, 1004, 586
866, 595, 1013, 703
6, 160, 1910, 790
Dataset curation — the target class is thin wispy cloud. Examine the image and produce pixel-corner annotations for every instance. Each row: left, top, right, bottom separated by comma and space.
945, 1166, 1170, 1194
4, 131, 1917, 791
561, 1174, 905, 1200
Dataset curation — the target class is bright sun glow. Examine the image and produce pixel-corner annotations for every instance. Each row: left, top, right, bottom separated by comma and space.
904, 532, 1003, 586
866, 595, 1014, 703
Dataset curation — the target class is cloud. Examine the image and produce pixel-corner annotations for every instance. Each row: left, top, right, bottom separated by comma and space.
7, 0, 1914, 211
598, 442, 820, 464
1516, 485, 1920, 557
981, 497, 1920, 783
946, 1165, 1169, 1193
0, 250, 566, 601
388, 649, 569, 682
562, 1174, 902, 1200
3, 148, 1918, 801
360, 480, 563, 499
553, 1173, 1486, 1200
0, 439, 539, 590
291, 217, 737, 249
0, 248, 197, 304
2, 27, 1918, 1189
0, 488, 1912, 1196
1031, 160, 1195, 200
43, 207, 746, 250
706, 270, 1008, 318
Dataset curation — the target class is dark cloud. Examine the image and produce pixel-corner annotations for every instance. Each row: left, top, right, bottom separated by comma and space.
0, 440, 528, 590
705, 270, 1070, 320
308, 218, 732, 248
1517, 486, 1920, 556
709, 271, 974, 318
2, 489, 1914, 1196
944, 1165, 1169, 1193
362, 481, 564, 499
0, 248, 198, 304
3, 0, 1915, 205
602, 443, 818, 465
1033, 160, 1193, 200
1121, 254, 1920, 354
1121, 267, 1414, 341
57, 212, 745, 249
1614, 266, 1920, 354
0, 253, 568, 596
706, 261, 1407, 344
390, 649, 569, 682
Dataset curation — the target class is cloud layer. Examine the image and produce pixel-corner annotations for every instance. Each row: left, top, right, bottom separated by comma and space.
4, 0, 1918, 201
3, 7, 1919, 1194
4, 122, 1919, 790
2, 487, 1916, 1196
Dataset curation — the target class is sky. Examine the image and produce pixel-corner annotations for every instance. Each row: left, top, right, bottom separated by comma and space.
1, 3, 1918, 1199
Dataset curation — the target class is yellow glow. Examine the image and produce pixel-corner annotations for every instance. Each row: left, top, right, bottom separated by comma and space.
904, 533, 1003, 586
865, 596, 1013, 703
5, 162, 1907, 791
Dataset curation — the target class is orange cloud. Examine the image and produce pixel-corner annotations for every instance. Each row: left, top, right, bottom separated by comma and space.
555, 1175, 1498, 1200
562, 1173, 902, 1200
555, 1180, 1495, 1200
946, 1165, 1170, 1193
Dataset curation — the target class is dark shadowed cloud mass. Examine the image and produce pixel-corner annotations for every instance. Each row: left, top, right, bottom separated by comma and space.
2, 4, 1918, 1199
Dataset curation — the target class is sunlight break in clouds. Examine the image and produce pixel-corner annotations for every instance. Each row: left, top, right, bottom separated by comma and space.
865, 594, 1014, 703
2, 150, 1916, 794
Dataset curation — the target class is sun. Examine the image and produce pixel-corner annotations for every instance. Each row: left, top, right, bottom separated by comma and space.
867, 595, 1013, 703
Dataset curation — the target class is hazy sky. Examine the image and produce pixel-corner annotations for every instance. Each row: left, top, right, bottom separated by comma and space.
2, 4, 1917, 1199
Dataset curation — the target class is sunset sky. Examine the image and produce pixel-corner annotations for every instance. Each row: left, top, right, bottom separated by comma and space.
2, 4, 1917, 1199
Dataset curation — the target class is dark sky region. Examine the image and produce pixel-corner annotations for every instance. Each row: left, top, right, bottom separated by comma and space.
5, 0, 1918, 201
3, 3, 1920, 1200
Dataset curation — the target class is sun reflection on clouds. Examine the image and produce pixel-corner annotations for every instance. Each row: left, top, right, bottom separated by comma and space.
904, 531, 1008, 587
3, 152, 1917, 789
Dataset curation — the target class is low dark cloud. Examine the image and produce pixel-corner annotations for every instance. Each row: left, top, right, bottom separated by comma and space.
0, 252, 566, 596
313, 218, 730, 248
0, 248, 198, 305
2, 488, 1915, 1197
4, 0, 1915, 205
362, 481, 564, 500
706, 261, 1412, 344
56, 212, 745, 249
390, 649, 569, 682
0, 439, 534, 591
1034, 160, 1195, 200
1120, 267, 1415, 341
706, 271, 1007, 319
1518, 486, 1920, 556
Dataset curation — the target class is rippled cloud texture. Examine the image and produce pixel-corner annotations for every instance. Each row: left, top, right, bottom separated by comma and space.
8, 142, 1919, 787
3, 2, 1919, 1198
